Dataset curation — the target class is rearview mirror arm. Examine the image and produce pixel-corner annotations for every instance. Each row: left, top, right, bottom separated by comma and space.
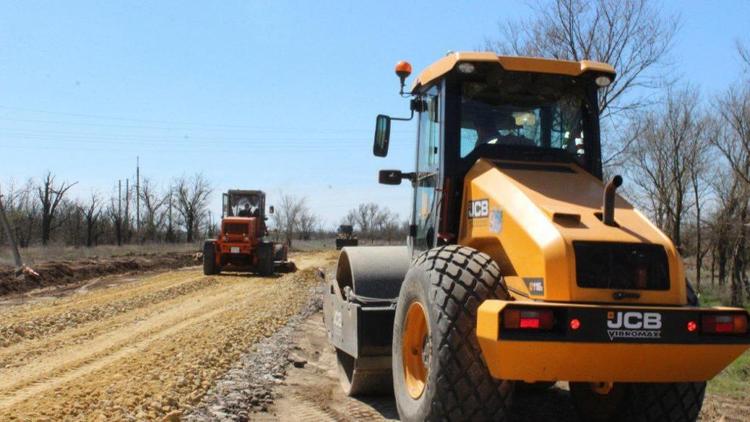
390, 109, 414, 122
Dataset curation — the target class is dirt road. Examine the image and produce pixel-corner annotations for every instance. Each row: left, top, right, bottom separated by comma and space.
0, 251, 336, 421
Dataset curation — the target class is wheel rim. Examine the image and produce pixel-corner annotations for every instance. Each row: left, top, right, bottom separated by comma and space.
402, 301, 430, 399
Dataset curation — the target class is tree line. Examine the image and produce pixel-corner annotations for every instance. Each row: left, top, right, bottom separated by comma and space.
268, 196, 407, 247
0, 174, 406, 252
486, 0, 750, 305
0, 172, 213, 248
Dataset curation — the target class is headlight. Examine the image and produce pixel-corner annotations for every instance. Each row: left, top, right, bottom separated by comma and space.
595, 75, 612, 87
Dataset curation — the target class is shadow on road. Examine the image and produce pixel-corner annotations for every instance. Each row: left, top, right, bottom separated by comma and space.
351, 384, 579, 421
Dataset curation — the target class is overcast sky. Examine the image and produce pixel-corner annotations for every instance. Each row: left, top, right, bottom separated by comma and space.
0, 1, 748, 228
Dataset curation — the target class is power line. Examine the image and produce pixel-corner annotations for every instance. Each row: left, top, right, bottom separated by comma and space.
0, 105, 414, 133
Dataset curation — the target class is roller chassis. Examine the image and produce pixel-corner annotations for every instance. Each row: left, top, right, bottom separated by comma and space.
325, 52, 750, 421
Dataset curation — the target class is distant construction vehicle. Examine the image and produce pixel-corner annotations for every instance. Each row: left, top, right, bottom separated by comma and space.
323, 52, 750, 421
335, 225, 358, 250
203, 190, 293, 276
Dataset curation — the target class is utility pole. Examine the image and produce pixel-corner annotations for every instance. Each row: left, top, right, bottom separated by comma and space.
117, 179, 122, 246
125, 179, 130, 243
167, 191, 173, 242
0, 194, 23, 269
118, 180, 122, 219
136, 156, 141, 233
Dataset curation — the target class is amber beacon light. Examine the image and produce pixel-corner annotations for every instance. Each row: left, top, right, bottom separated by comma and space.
395, 60, 412, 95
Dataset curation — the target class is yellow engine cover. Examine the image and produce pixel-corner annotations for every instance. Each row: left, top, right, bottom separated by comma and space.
458, 159, 686, 306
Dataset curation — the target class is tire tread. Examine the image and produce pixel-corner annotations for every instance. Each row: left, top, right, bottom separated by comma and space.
413, 245, 511, 421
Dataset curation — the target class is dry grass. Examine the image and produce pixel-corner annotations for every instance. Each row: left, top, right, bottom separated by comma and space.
285, 238, 402, 252
683, 263, 750, 402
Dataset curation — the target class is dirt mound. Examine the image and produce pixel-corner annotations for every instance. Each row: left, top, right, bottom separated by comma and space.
0, 252, 199, 296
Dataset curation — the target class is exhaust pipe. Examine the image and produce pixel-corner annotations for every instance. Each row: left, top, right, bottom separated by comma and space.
602, 175, 623, 226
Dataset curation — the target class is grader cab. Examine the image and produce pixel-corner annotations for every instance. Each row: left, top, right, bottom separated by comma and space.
323, 52, 750, 421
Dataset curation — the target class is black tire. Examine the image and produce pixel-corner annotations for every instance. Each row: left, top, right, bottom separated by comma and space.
336, 349, 392, 396
570, 381, 706, 422
203, 241, 218, 275
392, 245, 513, 422
257, 243, 274, 276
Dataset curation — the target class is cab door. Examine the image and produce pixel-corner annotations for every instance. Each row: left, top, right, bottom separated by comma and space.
412, 85, 442, 252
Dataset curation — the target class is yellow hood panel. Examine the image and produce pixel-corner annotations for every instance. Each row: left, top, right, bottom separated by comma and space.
458, 159, 686, 305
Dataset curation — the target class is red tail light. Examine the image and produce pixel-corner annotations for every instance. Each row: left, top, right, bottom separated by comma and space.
503, 309, 555, 330
569, 318, 581, 330
701, 314, 748, 335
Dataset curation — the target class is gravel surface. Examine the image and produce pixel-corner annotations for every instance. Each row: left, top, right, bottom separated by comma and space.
185, 286, 326, 421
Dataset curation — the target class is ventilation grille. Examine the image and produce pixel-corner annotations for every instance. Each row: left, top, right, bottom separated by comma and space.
574, 242, 670, 290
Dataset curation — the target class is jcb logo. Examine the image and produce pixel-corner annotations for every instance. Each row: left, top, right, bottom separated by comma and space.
607, 311, 662, 330
468, 199, 489, 219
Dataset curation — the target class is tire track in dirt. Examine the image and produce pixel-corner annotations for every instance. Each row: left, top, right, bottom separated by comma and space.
265, 315, 398, 422
0, 274, 216, 347
0, 268, 204, 322
0, 279, 259, 402
0, 251, 336, 421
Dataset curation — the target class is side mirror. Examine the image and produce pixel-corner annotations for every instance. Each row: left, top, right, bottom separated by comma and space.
269, 206, 275, 215
379, 169, 402, 185
373, 115, 391, 157
379, 169, 415, 185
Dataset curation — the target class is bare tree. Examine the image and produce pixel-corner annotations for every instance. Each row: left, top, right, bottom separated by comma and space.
342, 209, 358, 227
107, 181, 125, 246
688, 146, 712, 291
374, 208, 403, 242
271, 194, 307, 248
173, 174, 212, 243
0, 190, 23, 268
12, 180, 38, 248
165, 190, 176, 243
711, 81, 750, 305
737, 39, 750, 71
485, 0, 678, 163
36, 172, 77, 246
343, 203, 406, 242
708, 169, 743, 288
355, 203, 380, 242
82, 193, 103, 247
627, 86, 707, 249
140, 178, 168, 242
298, 208, 319, 241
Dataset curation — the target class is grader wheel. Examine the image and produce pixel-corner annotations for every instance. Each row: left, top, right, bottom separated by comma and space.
202, 241, 218, 276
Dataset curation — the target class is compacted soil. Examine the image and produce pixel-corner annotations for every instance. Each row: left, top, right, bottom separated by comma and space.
0, 251, 335, 421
